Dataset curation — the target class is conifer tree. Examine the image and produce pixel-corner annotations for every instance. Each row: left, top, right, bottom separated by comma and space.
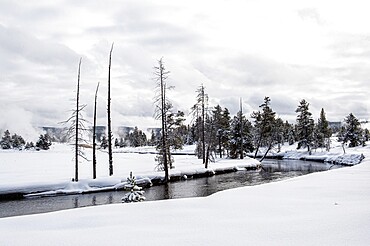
35, 134, 52, 150
338, 113, 362, 152
100, 136, 108, 149
316, 108, 332, 151
1, 130, 12, 149
295, 99, 315, 154
121, 172, 146, 203
229, 112, 254, 159
251, 96, 277, 159
220, 107, 231, 155
212, 105, 231, 158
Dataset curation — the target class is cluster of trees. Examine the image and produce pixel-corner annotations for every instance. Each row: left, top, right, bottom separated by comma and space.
153, 83, 369, 171
100, 127, 149, 149
63, 54, 369, 183
0, 130, 52, 150
338, 113, 369, 153
63, 44, 115, 181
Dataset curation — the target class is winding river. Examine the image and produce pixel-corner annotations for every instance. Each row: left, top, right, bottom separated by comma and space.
0, 159, 343, 218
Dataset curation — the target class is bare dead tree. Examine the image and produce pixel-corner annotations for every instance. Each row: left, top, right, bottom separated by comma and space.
107, 43, 114, 176
61, 58, 89, 182
191, 84, 208, 166
153, 58, 171, 183
240, 98, 244, 159
92, 82, 100, 179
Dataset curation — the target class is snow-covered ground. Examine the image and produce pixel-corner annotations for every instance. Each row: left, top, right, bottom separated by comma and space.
0, 144, 259, 197
0, 142, 369, 245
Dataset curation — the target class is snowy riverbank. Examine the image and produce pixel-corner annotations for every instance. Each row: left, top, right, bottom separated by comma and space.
0, 143, 369, 245
0, 144, 260, 198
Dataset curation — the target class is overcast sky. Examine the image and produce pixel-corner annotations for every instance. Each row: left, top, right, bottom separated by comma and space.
1, 0, 369, 139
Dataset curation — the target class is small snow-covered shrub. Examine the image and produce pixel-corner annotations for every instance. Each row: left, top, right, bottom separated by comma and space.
121, 172, 146, 203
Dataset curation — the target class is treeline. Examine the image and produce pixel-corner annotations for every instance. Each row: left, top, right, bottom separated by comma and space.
116, 94, 369, 163
150, 89, 370, 165
0, 130, 52, 150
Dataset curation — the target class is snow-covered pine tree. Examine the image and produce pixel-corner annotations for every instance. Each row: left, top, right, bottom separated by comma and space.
316, 108, 332, 151
229, 111, 254, 159
11, 133, 25, 149
119, 137, 125, 148
251, 96, 277, 159
35, 134, 52, 150
155, 106, 185, 170
282, 121, 295, 145
100, 136, 108, 149
220, 107, 231, 156
295, 99, 315, 154
212, 105, 230, 158
121, 172, 146, 203
338, 113, 362, 152
0, 130, 12, 149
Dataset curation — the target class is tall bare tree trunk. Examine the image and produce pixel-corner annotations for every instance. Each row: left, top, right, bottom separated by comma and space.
160, 60, 169, 182
240, 98, 244, 159
108, 43, 114, 176
201, 86, 205, 165
93, 82, 99, 179
74, 58, 82, 182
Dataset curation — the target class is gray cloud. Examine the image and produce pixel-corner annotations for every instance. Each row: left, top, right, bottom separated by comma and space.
0, 0, 369, 134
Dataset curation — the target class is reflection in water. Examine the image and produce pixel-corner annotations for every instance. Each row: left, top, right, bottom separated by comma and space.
73, 196, 79, 208
92, 195, 96, 206
0, 160, 344, 218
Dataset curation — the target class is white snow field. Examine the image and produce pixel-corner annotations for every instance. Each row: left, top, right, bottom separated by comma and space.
0, 144, 260, 197
0, 143, 369, 245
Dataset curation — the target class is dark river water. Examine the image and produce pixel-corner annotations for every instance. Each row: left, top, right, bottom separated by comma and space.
0, 160, 343, 218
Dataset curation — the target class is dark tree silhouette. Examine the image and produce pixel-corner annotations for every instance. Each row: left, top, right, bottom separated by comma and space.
62, 58, 89, 182
92, 82, 99, 179
153, 58, 171, 183
107, 43, 114, 176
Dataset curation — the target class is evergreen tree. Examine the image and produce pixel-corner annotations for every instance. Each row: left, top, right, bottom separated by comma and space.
128, 127, 147, 147
155, 107, 185, 170
220, 107, 231, 155
229, 112, 254, 159
295, 99, 315, 153
338, 113, 362, 151
119, 137, 126, 148
25, 141, 35, 150
283, 121, 295, 145
11, 134, 25, 149
100, 135, 108, 149
251, 96, 277, 159
210, 105, 232, 159
274, 117, 285, 152
36, 134, 52, 150
363, 129, 370, 142
0, 130, 12, 149
316, 108, 332, 151
114, 138, 119, 148
121, 172, 146, 203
